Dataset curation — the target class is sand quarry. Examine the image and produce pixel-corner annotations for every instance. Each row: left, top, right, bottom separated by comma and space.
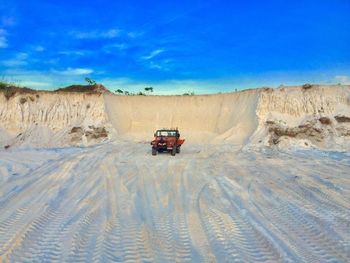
0, 85, 350, 262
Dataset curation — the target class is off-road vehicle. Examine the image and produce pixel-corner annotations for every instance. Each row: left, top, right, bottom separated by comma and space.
150, 129, 185, 156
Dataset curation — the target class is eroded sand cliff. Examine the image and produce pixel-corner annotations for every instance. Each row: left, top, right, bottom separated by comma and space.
1, 85, 349, 149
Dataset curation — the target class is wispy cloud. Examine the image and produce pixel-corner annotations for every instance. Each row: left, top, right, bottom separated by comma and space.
53, 67, 93, 75
334, 75, 350, 84
142, 49, 164, 60
58, 50, 90, 56
103, 29, 120, 38
102, 43, 129, 54
2, 52, 28, 67
148, 62, 163, 70
127, 31, 144, 38
70, 29, 121, 39
147, 60, 172, 71
0, 15, 16, 48
34, 45, 45, 52
0, 28, 8, 48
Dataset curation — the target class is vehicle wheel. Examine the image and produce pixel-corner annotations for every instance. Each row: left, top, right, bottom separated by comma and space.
176, 147, 180, 153
152, 148, 157, 155
171, 147, 176, 156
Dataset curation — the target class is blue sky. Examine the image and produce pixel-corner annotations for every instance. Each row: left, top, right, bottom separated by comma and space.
0, 0, 349, 94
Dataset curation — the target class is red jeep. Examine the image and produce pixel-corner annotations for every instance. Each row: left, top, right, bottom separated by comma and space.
151, 129, 185, 156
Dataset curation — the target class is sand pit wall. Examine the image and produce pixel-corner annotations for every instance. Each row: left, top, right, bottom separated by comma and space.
251, 85, 350, 149
0, 92, 107, 147
1, 85, 349, 149
104, 90, 260, 143
103, 85, 350, 148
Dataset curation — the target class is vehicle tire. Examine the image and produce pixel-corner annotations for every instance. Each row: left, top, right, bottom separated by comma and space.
176, 147, 180, 153
171, 147, 176, 156
152, 148, 157, 155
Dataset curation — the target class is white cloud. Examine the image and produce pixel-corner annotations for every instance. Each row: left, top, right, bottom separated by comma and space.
104, 43, 128, 51
71, 29, 121, 39
2, 52, 28, 67
143, 58, 173, 71
34, 45, 45, 52
148, 62, 163, 70
54, 68, 93, 75
334, 75, 350, 84
58, 50, 89, 56
127, 31, 144, 38
147, 61, 172, 71
103, 29, 120, 38
142, 49, 164, 60
0, 28, 8, 48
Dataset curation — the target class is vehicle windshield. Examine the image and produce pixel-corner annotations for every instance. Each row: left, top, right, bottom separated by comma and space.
157, 130, 177, 137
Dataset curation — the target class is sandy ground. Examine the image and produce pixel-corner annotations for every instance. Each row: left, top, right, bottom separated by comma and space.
0, 142, 349, 262
0, 85, 349, 262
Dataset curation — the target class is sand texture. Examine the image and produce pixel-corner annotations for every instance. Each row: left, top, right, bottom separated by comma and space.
0, 85, 349, 262
0, 143, 349, 262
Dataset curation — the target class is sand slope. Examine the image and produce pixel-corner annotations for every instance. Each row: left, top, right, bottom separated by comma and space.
104, 90, 259, 144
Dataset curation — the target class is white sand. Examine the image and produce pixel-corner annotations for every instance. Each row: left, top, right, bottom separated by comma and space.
0, 143, 349, 262
104, 89, 259, 144
0, 85, 349, 262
